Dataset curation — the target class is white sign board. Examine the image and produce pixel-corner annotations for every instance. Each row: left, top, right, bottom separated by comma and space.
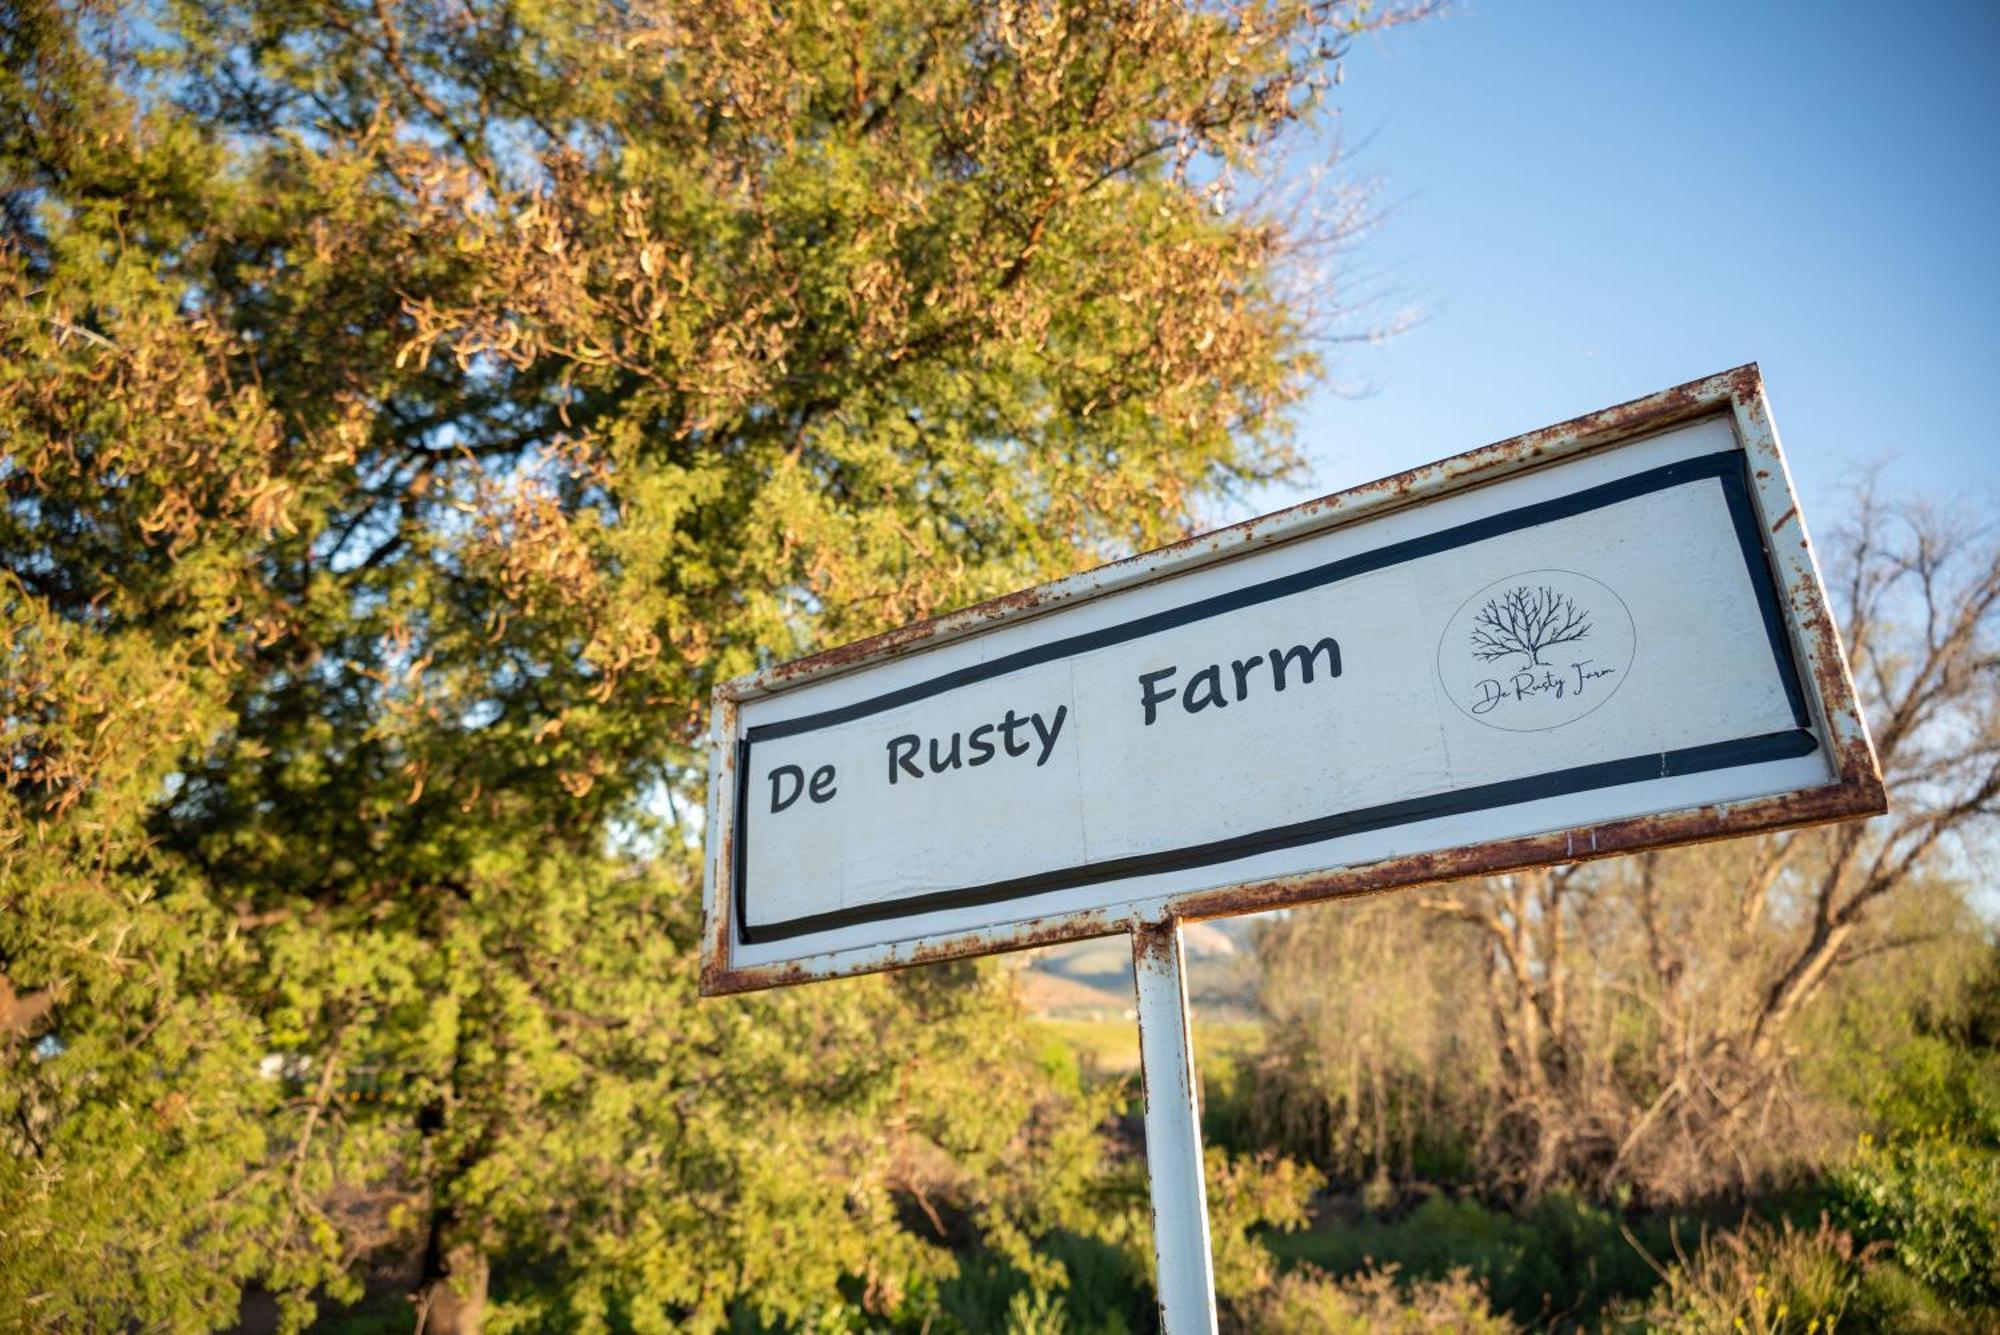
701, 367, 1882, 994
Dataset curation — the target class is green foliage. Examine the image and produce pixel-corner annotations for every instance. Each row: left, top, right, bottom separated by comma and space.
1187, 1025, 1284, 1162
1203, 1147, 1322, 1304
1607, 1216, 1879, 1335
1832, 1132, 2000, 1313
891, 1228, 1147, 1334
1820, 939, 2000, 1313
1233, 1263, 1516, 1335
1263, 1191, 1669, 1327
1040, 1232, 1146, 1335
1798, 904, 1995, 1133
1843, 1259, 1992, 1335
1002, 1286, 1069, 1335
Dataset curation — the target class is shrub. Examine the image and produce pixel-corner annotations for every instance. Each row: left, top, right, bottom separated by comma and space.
1832, 1131, 2000, 1312
1203, 1148, 1321, 1302
1609, 1215, 1880, 1334
1233, 1263, 1515, 1334
1263, 1191, 1663, 1325
1003, 1287, 1069, 1335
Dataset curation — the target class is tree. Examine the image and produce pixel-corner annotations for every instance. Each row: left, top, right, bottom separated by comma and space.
0, 0, 1420, 1327
1470, 584, 1592, 669
1256, 490, 2000, 1204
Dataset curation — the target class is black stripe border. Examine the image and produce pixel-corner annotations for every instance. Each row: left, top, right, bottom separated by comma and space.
735, 447, 1814, 946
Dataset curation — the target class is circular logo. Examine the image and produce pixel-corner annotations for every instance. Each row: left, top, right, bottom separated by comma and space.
1436, 570, 1635, 732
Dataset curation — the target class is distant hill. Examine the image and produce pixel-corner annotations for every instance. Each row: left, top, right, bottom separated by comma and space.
1016, 914, 1269, 1021
1017, 968, 1131, 1018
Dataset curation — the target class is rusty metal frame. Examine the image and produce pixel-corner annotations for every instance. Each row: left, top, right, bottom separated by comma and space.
700, 364, 1885, 996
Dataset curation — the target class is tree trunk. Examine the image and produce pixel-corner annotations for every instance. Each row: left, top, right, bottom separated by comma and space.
415, 1239, 488, 1335
416, 1199, 490, 1335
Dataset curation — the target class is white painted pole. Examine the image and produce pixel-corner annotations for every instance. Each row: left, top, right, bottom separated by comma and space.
1130, 917, 1219, 1334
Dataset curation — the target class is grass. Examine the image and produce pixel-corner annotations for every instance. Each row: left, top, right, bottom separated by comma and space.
1036, 1017, 1142, 1076
1030, 1015, 1266, 1082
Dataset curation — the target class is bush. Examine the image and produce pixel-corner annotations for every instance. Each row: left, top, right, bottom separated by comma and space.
1232, 1263, 1515, 1334
1263, 1191, 1664, 1325
1823, 969, 2000, 1315
1203, 1148, 1321, 1302
1832, 1131, 2000, 1312
1608, 1215, 1880, 1334
932, 1233, 1145, 1335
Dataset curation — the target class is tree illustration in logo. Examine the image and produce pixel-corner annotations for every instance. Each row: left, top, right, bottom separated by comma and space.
1470, 584, 1592, 668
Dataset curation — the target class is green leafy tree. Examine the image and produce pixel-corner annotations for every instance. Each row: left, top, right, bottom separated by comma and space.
1, 0, 1412, 1328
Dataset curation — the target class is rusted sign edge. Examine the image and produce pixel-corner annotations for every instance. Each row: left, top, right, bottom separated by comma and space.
698, 365, 1887, 997
1725, 387, 1882, 800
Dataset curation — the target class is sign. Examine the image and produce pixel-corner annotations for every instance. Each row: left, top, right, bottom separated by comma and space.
700, 366, 1884, 995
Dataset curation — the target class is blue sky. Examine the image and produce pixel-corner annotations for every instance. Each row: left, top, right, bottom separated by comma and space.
1253, 0, 1999, 526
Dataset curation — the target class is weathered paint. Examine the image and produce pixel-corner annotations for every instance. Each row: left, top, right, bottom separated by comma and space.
698, 365, 1885, 996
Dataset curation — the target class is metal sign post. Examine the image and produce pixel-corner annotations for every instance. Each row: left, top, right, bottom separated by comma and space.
1131, 918, 1219, 1333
